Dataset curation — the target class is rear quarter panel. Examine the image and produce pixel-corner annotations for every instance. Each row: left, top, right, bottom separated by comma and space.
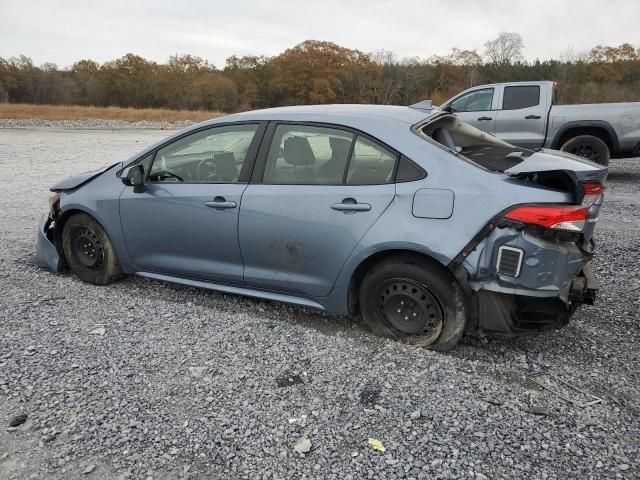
331, 131, 573, 294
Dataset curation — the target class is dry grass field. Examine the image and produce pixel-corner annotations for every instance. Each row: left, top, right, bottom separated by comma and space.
0, 103, 223, 123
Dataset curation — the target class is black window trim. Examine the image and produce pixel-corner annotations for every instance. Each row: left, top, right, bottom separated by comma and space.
250, 120, 420, 186
118, 121, 268, 185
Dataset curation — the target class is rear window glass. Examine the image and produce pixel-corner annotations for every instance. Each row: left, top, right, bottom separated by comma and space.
502, 86, 540, 110
419, 115, 533, 172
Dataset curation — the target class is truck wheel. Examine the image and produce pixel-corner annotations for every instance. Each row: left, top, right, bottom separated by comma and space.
62, 212, 124, 285
358, 255, 466, 351
560, 135, 610, 166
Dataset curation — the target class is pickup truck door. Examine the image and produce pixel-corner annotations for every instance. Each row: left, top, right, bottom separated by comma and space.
444, 87, 496, 134
494, 85, 548, 149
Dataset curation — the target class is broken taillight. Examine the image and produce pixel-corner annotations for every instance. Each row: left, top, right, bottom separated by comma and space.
502, 205, 589, 232
580, 182, 604, 207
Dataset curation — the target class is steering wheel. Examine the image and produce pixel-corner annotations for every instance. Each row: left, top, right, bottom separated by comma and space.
149, 169, 184, 182
196, 156, 217, 182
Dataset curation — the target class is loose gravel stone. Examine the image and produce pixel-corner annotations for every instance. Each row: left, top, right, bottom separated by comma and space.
8, 413, 28, 427
0, 118, 196, 130
0, 128, 638, 479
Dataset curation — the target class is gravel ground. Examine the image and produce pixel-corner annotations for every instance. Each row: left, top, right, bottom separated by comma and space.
0, 119, 194, 130
0, 128, 638, 480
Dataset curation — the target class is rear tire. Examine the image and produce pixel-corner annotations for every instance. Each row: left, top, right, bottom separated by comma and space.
62, 212, 123, 285
358, 255, 466, 351
560, 135, 610, 166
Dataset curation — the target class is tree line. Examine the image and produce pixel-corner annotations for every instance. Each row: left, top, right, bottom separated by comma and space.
1, 33, 638, 112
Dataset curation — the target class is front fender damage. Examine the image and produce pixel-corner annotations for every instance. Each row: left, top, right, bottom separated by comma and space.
35, 213, 63, 272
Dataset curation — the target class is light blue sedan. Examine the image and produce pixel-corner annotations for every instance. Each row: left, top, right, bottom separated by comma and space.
36, 104, 607, 350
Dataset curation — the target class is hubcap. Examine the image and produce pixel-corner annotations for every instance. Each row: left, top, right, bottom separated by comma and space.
71, 227, 104, 270
377, 279, 443, 336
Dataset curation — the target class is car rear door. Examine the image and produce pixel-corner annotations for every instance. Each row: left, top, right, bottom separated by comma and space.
119, 123, 265, 284
444, 87, 497, 134
495, 85, 548, 148
238, 123, 396, 297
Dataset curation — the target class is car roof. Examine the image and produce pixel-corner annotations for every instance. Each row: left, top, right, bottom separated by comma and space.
203, 104, 434, 128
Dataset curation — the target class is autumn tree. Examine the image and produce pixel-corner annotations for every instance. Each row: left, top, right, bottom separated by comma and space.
70, 59, 101, 105
268, 40, 378, 105
590, 43, 638, 62
224, 55, 271, 109
1, 37, 639, 111
484, 32, 524, 64
195, 73, 238, 111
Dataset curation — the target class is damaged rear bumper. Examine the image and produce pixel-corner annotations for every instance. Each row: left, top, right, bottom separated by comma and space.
454, 226, 598, 335
476, 263, 597, 334
35, 213, 63, 272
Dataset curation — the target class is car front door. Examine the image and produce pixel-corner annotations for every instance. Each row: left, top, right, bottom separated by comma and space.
494, 85, 548, 148
119, 123, 264, 284
238, 123, 396, 297
444, 87, 496, 134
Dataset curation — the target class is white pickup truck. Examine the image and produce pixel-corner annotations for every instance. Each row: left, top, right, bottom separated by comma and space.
441, 81, 640, 165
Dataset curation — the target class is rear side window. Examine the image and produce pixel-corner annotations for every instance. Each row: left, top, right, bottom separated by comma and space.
262, 124, 405, 185
346, 137, 397, 185
394, 156, 426, 182
263, 125, 354, 184
502, 86, 540, 110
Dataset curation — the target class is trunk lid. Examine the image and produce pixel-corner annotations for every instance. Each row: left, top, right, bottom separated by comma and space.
504, 148, 608, 184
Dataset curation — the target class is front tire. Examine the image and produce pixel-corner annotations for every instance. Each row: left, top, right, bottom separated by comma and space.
560, 135, 610, 166
62, 212, 123, 285
359, 255, 466, 351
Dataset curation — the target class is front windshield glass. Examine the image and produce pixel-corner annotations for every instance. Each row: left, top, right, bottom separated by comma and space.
417, 114, 532, 172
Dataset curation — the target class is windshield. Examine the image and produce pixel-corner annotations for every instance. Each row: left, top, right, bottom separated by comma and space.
417, 114, 533, 172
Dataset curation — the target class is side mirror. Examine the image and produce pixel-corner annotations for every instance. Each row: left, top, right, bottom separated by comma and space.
121, 164, 146, 193
442, 104, 453, 113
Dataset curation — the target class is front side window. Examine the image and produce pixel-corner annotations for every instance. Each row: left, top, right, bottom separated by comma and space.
263, 125, 354, 184
346, 137, 397, 185
502, 86, 540, 110
148, 124, 258, 183
450, 88, 494, 112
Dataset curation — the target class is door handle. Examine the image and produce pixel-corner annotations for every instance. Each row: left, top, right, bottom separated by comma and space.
477, 116, 493, 121
331, 198, 371, 212
525, 115, 541, 119
205, 196, 237, 209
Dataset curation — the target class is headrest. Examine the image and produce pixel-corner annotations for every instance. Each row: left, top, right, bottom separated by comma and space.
432, 128, 456, 150
284, 137, 315, 166
329, 137, 351, 160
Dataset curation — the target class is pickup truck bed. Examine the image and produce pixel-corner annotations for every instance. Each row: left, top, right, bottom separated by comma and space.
441, 81, 640, 165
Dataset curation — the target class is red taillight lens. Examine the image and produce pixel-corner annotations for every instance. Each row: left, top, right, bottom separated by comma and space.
580, 182, 604, 207
503, 205, 588, 232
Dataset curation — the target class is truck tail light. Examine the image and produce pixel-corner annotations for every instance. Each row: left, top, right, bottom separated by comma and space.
502, 205, 588, 232
580, 182, 604, 207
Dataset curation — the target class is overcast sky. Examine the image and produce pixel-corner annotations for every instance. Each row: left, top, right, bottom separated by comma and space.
1, 0, 638, 68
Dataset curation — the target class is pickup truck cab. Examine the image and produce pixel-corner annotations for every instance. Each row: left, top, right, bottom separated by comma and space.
441, 80, 640, 165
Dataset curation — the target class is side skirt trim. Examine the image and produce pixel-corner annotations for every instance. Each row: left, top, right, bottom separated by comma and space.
136, 271, 326, 310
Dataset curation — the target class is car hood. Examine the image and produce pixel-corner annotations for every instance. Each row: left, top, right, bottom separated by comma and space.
50, 162, 121, 192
